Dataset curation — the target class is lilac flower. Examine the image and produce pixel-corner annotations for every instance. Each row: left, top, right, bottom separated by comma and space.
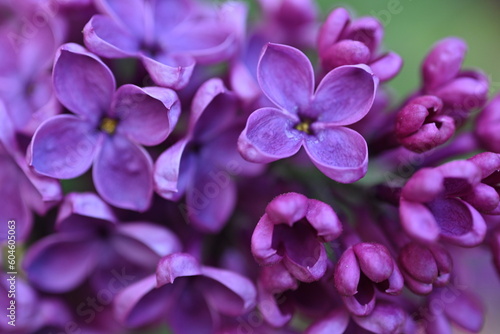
398, 242, 452, 295
0, 10, 60, 134
475, 94, 500, 153
154, 78, 261, 233
83, 0, 239, 89
420, 37, 489, 123
399, 160, 488, 246
238, 43, 378, 183
334, 242, 403, 316
317, 7, 402, 81
29, 43, 180, 211
0, 102, 61, 242
114, 253, 256, 333
395, 95, 455, 153
251, 192, 342, 282
466, 152, 500, 214
23, 192, 181, 293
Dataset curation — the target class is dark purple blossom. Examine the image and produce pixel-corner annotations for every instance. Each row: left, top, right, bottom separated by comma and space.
238, 43, 378, 183
318, 7, 402, 82
334, 242, 403, 316
154, 78, 261, 233
251, 192, 342, 282
23, 192, 181, 292
114, 252, 256, 333
29, 43, 180, 211
83, 0, 239, 89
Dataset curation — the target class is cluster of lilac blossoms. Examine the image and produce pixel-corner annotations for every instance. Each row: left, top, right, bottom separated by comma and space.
2, 0, 500, 333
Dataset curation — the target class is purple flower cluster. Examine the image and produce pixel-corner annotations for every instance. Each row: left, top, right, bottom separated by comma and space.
0, 0, 499, 333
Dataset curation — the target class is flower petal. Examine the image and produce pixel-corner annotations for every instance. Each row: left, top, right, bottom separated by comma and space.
306, 199, 342, 242
401, 168, 444, 203
352, 301, 407, 334
238, 108, 302, 163
93, 135, 153, 211
114, 85, 180, 146
30, 115, 101, 179
306, 308, 350, 334
23, 233, 100, 292
257, 43, 314, 112
141, 54, 195, 90
266, 192, 308, 225
95, 0, 145, 36
399, 199, 440, 243
251, 214, 283, 265
334, 248, 360, 296
83, 15, 140, 58
53, 43, 115, 122
304, 127, 368, 183
156, 253, 203, 287
370, 52, 403, 82
318, 7, 350, 57
311, 65, 377, 125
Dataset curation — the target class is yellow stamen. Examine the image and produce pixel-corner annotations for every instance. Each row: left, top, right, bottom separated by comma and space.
100, 117, 118, 134
295, 121, 311, 134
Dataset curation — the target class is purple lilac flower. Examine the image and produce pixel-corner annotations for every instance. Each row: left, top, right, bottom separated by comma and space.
399, 159, 488, 246
317, 7, 402, 82
419, 37, 489, 124
154, 78, 262, 233
238, 43, 378, 183
466, 152, 500, 214
395, 95, 455, 153
251, 192, 342, 282
475, 94, 500, 153
29, 43, 180, 211
23, 192, 181, 293
398, 241, 452, 295
83, 0, 239, 89
334, 242, 403, 316
0, 101, 61, 242
114, 252, 256, 333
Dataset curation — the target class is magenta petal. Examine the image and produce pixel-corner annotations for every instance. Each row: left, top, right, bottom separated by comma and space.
320, 40, 371, 70
251, 214, 283, 265
318, 8, 350, 57
342, 293, 375, 316
53, 43, 115, 122
370, 52, 403, 82
399, 199, 440, 243
353, 243, 393, 283
422, 37, 467, 91
306, 308, 350, 334
306, 199, 342, 242
304, 127, 368, 183
156, 253, 203, 287
257, 282, 293, 327
154, 139, 191, 200
141, 54, 195, 90
23, 233, 100, 292
427, 198, 486, 247
266, 192, 308, 225
83, 15, 140, 58
283, 241, 327, 282
257, 43, 314, 112
352, 301, 406, 334
95, 0, 145, 36
30, 115, 101, 179
114, 85, 180, 146
443, 292, 484, 332
93, 135, 153, 211
401, 168, 444, 203
200, 266, 257, 315
334, 248, 360, 296
238, 107, 302, 163
312, 65, 377, 125
437, 160, 481, 196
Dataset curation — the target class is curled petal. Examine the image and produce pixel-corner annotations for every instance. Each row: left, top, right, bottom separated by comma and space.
257, 282, 292, 327
258, 43, 314, 112
154, 139, 191, 200
93, 135, 153, 211
306, 199, 342, 242
306, 308, 350, 334
312, 65, 377, 125
370, 52, 403, 82
353, 243, 393, 283
401, 168, 444, 203
283, 241, 327, 282
156, 253, 202, 287
467, 151, 500, 179
341, 292, 375, 317
251, 214, 283, 265
320, 40, 371, 70
141, 54, 195, 90
342, 17, 383, 54
398, 115, 455, 153
318, 8, 350, 57
238, 108, 302, 163
114, 85, 180, 146
53, 43, 115, 123
259, 262, 298, 293
266, 192, 308, 225
399, 199, 440, 243
30, 115, 101, 179
435, 75, 489, 111
437, 160, 481, 196
352, 301, 407, 334
304, 127, 368, 183
462, 183, 499, 213
334, 248, 360, 296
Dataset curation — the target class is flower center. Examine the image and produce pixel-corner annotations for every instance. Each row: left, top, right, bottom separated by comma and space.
100, 117, 118, 134
295, 118, 312, 134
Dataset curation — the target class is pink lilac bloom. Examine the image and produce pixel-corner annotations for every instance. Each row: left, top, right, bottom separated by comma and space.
238, 43, 378, 183
29, 43, 180, 211
83, 0, 239, 89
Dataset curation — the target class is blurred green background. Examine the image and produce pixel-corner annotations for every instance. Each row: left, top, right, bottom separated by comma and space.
318, 0, 500, 100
